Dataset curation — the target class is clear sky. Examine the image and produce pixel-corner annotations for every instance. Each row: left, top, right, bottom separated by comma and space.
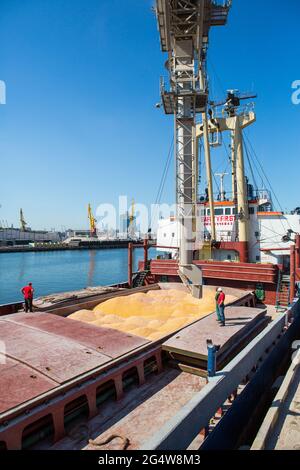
0, 0, 299, 231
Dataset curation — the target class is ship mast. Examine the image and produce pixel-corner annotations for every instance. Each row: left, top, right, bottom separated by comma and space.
197, 90, 257, 261
215, 172, 228, 201
156, 0, 231, 298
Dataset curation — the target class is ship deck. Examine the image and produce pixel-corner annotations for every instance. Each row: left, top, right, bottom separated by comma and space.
0, 285, 262, 450
0, 312, 149, 416
163, 306, 268, 370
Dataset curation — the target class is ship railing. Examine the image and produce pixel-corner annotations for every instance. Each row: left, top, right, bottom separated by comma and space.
198, 189, 272, 205
204, 101, 255, 120
198, 232, 236, 243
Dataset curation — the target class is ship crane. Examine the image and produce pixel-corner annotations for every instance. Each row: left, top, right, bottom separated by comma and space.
88, 204, 97, 238
197, 90, 257, 261
210, 90, 257, 117
20, 208, 27, 232
156, 0, 231, 298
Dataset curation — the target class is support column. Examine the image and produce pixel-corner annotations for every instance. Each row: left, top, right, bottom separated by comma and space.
128, 243, 133, 288
177, 96, 194, 267
231, 130, 236, 202
235, 117, 249, 261
52, 408, 65, 443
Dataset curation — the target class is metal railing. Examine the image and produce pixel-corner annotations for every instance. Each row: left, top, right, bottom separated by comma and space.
198, 189, 272, 204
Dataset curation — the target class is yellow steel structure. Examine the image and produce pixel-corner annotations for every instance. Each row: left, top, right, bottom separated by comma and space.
88, 203, 97, 238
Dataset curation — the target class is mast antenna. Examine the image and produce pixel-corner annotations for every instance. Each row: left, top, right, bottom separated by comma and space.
215, 173, 229, 201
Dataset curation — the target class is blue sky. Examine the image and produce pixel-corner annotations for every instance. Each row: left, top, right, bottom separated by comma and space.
0, 0, 299, 230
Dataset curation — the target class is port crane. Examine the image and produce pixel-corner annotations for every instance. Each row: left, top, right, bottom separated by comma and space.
156, 0, 231, 298
20, 208, 27, 231
88, 204, 97, 238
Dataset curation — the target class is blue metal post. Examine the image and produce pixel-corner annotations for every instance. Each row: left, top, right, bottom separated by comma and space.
207, 340, 218, 377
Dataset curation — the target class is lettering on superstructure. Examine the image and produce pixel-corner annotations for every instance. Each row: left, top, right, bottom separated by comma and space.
202, 215, 236, 227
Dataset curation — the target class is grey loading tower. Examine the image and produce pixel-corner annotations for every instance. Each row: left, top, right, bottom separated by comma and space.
155, 0, 231, 298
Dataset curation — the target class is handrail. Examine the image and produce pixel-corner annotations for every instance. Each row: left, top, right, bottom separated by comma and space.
276, 268, 282, 308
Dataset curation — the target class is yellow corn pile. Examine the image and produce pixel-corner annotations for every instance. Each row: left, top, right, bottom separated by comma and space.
68, 289, 236, 341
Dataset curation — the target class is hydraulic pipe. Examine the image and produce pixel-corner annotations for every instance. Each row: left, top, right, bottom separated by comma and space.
143, 238, 148, 269
290, 244, 296, 304
128, 243, 133, 288
202, 111, 216, 241
199, 67, 215, 243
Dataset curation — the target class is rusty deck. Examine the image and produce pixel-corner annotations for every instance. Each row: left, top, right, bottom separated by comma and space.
0, 313, 149, 415
0, 288, 258, 449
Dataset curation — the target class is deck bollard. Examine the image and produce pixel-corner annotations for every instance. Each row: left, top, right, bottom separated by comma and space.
207, 339, 220, 378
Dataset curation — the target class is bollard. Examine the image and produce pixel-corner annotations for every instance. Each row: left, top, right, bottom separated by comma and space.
207, 339, 220, 378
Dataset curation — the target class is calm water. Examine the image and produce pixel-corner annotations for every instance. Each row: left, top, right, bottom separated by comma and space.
0, 248, 157, 305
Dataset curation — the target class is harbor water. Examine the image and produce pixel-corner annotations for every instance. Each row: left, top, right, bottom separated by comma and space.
0, 248, 157, 305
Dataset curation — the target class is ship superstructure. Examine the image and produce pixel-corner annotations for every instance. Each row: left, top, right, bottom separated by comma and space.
158, 187, 300, 266
156, 52, 300, 274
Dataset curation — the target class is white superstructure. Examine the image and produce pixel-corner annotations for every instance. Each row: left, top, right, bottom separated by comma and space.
158, 193, 300, 266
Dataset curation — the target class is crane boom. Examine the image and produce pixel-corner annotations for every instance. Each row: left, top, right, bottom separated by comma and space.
88, 204, 97, 238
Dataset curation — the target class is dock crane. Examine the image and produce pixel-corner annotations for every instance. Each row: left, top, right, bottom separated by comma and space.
20, 209, 27, 232
88, 204, 97, 238
155, 0, 231, 298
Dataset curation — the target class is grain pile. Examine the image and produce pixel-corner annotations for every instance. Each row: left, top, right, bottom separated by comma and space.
68, 288, 237, 341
